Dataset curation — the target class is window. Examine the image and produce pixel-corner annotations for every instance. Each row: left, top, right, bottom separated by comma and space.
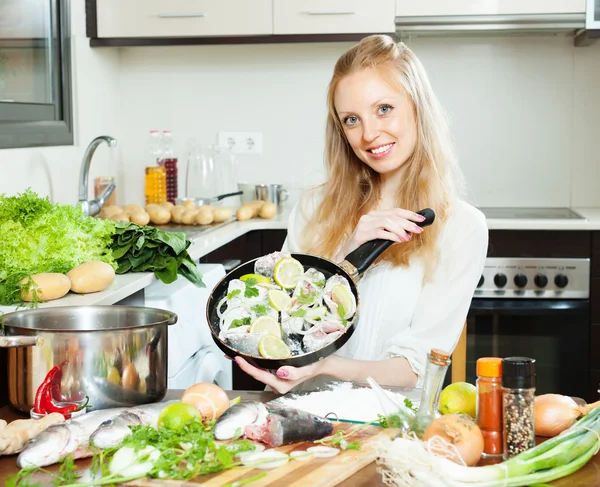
0, 0, 72, 149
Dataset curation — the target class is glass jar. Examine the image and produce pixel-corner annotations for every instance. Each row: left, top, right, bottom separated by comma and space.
412, 348, 452, 438
476, 357, 503, 456
502, 357, 536, 460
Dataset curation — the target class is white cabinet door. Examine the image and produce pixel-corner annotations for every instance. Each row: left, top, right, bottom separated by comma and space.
274, 0, 395, 35
395, 0, 586, 17
96, 0, 273, 38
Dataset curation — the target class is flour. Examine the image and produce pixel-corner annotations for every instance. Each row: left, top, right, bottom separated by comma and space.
271, 382, 421, 423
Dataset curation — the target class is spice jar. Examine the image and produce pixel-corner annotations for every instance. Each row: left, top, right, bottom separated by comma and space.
502, 357, 536, 460
412, 349, 452, 438
476, 357, 503, 456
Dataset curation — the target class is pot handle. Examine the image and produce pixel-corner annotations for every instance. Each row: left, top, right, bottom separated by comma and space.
278, 187, 289, 203
344, 208, 435, 276
0, 335, 43, 348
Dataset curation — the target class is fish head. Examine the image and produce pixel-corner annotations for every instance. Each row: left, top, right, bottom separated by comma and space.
17, 423, 70, 468
214, 402, 264, 441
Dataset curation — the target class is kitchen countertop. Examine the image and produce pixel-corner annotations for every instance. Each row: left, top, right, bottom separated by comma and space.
0, 389, 598, 486
2, 205, 600, 315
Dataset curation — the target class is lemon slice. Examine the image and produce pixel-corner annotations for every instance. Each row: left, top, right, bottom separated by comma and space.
268, 289, 292, 312
240, 273, 271, 284
250, 315, 281, 338
258, 335, 291, 359
273, 258, 304, 289
331, 284, 354, 320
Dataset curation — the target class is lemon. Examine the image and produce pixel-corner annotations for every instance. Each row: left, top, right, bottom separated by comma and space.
331, 284, 354, 319
250, 315, 281, 338
107, 366, 120, 385
240, 273, 271, 284
268, 289, 292, 312
258, 335, 291, 359
273, 257, 304, 289
438, 382, 477, 419
158, 402, 202, 431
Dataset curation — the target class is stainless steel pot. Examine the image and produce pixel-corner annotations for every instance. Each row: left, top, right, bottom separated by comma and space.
238, 183, 289, 207
0, 306, 177, 413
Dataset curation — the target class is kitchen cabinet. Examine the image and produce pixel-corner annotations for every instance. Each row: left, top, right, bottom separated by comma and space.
0, 0, 48, 40
94, 0, 273, 38
395, 0, 586, 17
273, 0, 395, 35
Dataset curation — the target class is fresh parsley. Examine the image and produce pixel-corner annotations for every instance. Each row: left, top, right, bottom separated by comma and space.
244, 278, 259, 299
289, 308, 307, 318
251, 304, 269, 316
296, 289, 315, 305
313, 279, 326, 288
337, 304, 347, 325
230, 317, 252, 329
227, 289, 241, 300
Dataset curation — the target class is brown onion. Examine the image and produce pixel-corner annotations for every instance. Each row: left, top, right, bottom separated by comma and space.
534, 394, 600, 437
422, 414, 484, 466
181, 382, 230, 421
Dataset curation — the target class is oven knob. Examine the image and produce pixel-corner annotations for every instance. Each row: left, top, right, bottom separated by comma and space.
554, 274, 569, 288
534, 274, 548, 288
494, 273, 507, 288
514, 273, 528, 288
477, 275, 484, 288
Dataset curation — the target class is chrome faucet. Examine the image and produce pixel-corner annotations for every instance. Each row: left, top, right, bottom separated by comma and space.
78, 136, 118, 216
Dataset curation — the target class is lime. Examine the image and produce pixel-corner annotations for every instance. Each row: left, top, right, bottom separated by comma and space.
158, 402, 202, 431
331, 284, 354, 319
273, 258, 304, 289
240, 273, 271, 284
268, 289, 292, 312
258, 335, 291, 359
438, 382, 477, 419
229, 396, 242, 407
250, 315, 281, 338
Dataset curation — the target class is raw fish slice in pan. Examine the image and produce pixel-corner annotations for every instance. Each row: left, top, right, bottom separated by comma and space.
281, 312, 305, 335
227, 278, 268, 306
221, 306, 252, 333
254, 251, 291, 279
323, 275, 357, 320
302, 330, 343, 353
224, 330, 266, 356
292, 268, 326, 307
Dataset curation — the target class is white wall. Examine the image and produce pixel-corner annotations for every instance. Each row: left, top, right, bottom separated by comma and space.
1, 0, 599, 210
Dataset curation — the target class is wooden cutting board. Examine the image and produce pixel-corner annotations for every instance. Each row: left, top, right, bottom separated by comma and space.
128, 423, 396, 487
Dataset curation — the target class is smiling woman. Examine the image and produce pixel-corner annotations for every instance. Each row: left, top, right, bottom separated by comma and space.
234, 35, 489, 395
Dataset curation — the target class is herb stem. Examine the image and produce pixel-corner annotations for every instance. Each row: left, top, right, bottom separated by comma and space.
222, 472, 268, 487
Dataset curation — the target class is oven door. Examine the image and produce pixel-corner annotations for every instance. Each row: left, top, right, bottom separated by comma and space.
466, 299, 590, 400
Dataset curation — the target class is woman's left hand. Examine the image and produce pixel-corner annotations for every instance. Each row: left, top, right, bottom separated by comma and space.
234, 356, 323, 395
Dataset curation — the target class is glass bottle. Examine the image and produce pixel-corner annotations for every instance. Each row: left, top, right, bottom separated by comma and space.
145, 130, 167, 205
476, 357, 503, 456
161, 130, 178, 205
502, 357, 536, 460
412, 348, 452, 438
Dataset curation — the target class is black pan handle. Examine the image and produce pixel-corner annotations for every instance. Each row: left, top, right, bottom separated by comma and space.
344, 208, 436, 276
215, 191, 243, 201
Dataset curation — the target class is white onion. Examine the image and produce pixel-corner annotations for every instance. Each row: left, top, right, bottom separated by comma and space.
241, 450, 289, 469
290, 450, 314, 461
306, 446, 340, 458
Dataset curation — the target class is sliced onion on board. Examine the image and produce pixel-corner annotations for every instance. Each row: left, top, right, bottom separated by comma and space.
290, 450, 314, 461
241, 450, 289, 469
307, 446, 340, 458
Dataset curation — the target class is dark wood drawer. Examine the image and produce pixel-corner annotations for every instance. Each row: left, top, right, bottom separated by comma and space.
590, 369, 600, 403
592, 231, 600, 277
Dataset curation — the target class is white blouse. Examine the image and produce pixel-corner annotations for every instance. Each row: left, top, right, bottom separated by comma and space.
281, 188, 489, 388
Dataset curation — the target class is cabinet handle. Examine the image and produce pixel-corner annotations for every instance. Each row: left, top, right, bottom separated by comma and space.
157, 13, 206, 19
305, 10, 355, 16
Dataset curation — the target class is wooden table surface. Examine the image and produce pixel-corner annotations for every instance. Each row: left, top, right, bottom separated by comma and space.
0, 390, 599, 486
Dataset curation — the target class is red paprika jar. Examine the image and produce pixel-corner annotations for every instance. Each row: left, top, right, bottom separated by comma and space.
476, 357, 503, 456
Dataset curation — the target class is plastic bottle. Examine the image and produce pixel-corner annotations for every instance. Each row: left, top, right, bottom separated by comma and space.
502, 357, 536, 460
412, 349, 452, 438
144, 130, 166, 205
476, 357, 503, 456
161, 130, 179, 204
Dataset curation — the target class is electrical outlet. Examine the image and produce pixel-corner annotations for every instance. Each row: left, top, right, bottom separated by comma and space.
217, 132, 262, 155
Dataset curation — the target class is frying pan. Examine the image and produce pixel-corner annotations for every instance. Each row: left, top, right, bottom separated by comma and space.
206, 208, 435, 369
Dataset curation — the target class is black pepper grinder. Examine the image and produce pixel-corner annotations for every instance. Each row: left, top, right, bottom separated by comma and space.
501, 357, 536, 460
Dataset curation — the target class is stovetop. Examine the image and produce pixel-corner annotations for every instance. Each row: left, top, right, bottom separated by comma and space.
478, 207, 585, 220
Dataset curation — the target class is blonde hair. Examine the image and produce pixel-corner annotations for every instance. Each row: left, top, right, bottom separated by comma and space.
302, 35, 464, 271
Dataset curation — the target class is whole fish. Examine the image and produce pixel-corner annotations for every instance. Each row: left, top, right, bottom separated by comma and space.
214, 401, 268, 441
89, 400, 177, 449
17, 401, 174, 468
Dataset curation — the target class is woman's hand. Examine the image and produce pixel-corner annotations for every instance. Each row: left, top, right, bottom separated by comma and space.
234, 356, 323, 395
336, 208, 426, 261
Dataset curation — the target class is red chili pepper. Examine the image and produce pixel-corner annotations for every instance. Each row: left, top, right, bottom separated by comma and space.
34, 361, 89, 418
33, 366, 60, 414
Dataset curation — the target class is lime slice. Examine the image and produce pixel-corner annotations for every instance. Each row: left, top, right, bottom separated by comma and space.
229, 396, 242, 407
273, 258, 304, 289
332, 284, 354, 320
250, 315, 281, 338
240, 273, 271, 284
268, 289, 292, 312
306, 306, 327, 321
258, 335, 291, 359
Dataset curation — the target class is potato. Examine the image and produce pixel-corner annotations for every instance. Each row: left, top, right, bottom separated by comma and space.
247, 200, 266, 217
236, 205, 254, 222
123, 204, 145, 216
145, 203, 161, 212
129, 211, 150, 226
147, 206, 171, 225
212, 207, 233, 224
195, 206, 214, 225
67, 261, 115, 294
20, 273, 71, 302
182, 199, 196, 209
181, 208, 199, 225
161, 202, 174, 210
170, 205, 186, 224
259, 201, 277, 219
100, 205, 122, 219
109, 212, 130, 222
